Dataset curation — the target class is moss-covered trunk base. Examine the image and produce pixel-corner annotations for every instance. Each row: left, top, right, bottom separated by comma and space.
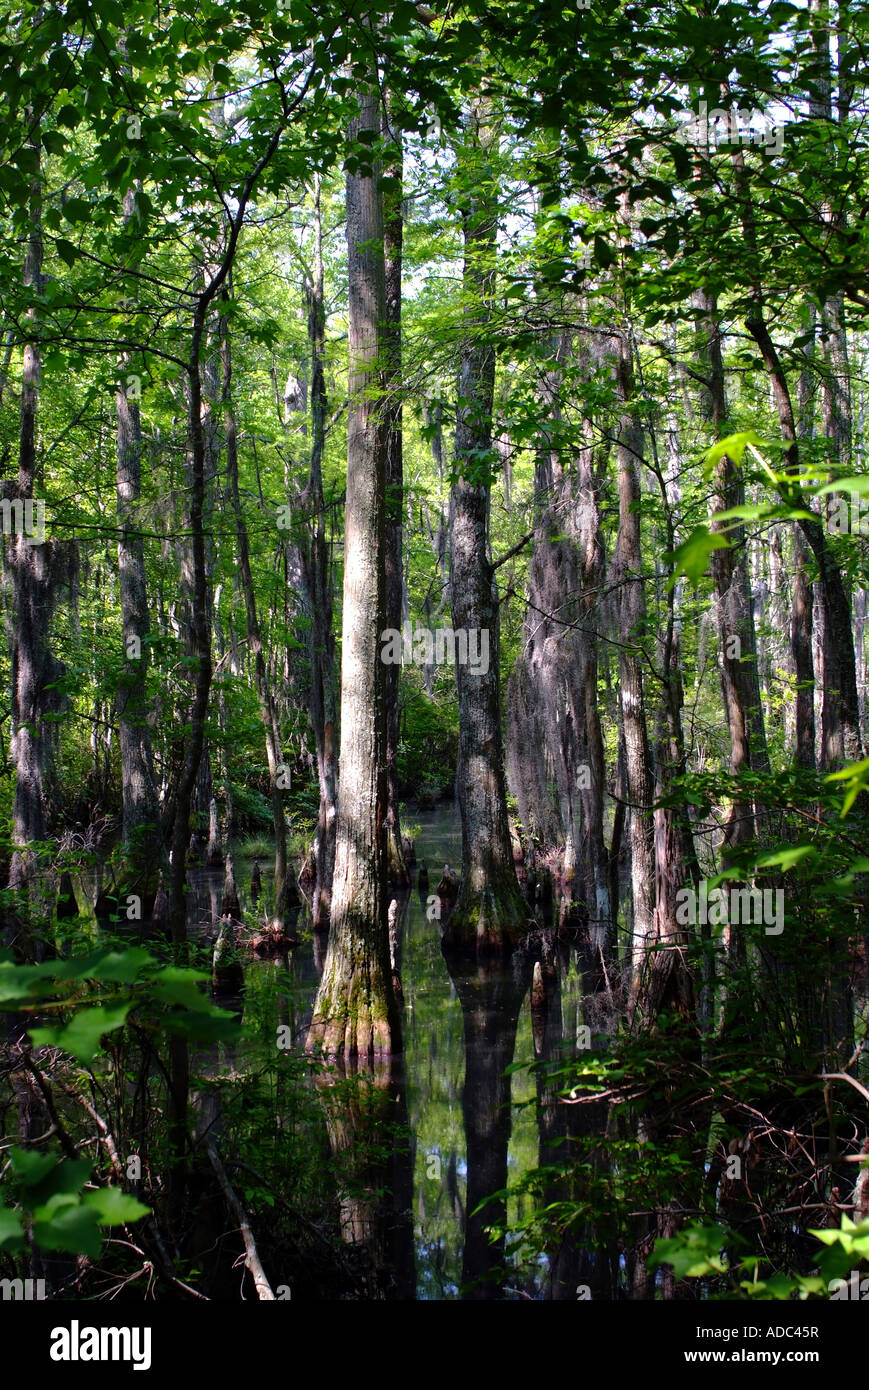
441, 869, 531, 956
307, 910, 399, 1059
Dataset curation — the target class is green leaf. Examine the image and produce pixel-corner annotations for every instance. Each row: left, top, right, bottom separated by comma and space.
650, 1223, 729, 1278
50, 949, 114, 981
160, 1010, 241, 1044
33, 1203, 102, 1258
28, 1159, 93, 1208
754, 845, 817, 872
61, 197, 91, 224
56, 104, 82, 128
593, 232, 616, 268
825, 758, 869, 817
0, 961, 55, 1006
815, 475, 869, 497
89, 948, 153, 984
31, 1002, 132, 1063
666, 526, 730, 585
0, 1206, 25, 1251
42, 130, 67, 155
54, 237, 81, 267
149, 965, 212, 1009
83, 1186, 150, 1226
711, 502, 814, 526
703, 431, 765, 480
832, 855, 869, 887
8, 1148, 57, 1187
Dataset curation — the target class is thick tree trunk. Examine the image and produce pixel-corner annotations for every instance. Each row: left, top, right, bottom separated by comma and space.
505, 338, 611, 953
644, 426, 699, 1026
506, 339, 576, 862
162, 89, 288, 950
738, 200, 857, 1060
307, 74, 399, 1057
856, 586, 868, 750
164, 294, 216, 1214
792, 319, 818, 766
443, 102, 527, 953
574, 432, 612, 953
5, 105, 59, 912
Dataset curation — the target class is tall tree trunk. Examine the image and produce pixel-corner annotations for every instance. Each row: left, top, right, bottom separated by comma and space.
810, 0, 857, 767
115, 185, 162, 891
382, 87, 408, 888
792, 318, 818, 767
693, 289, 769, 847
300, 176, 338, 930
167, 335, 213, 955
856, 586, 867, 751
731, 139, 862, 765
221, 298, 297, 928
443, 100, 527, 953
162, 94, 286, 948
637, 379, 699, 1027
307, 71, 399, 1057
610, 326, 655, 1001
574, 431, 612, 955
164, 298, 215, 1215
5, 102, 58, 914
792, 527, 817, 768
746, 310, 862, 764
506, 337, 577, 866
505, 335, 611, 955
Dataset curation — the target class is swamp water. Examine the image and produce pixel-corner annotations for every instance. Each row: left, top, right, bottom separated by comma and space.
83, 805, 599, 1299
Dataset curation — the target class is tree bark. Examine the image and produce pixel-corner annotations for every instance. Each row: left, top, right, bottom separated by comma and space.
730, 137, 862, 766
115, 185, 163, 890
443, 100, 527, 953
791, 527, 816, 768
307, 70, 399, 1057
5, 102, 61, 913
221, 298, 297, 928
610, 325, 655, 1000
382, 86, 409, 889
746, 310, 862, 764
297, 177, 338, 930
693, 289, 769, 845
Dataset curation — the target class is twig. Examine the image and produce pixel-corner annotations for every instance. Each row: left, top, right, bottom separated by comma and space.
205, 1137, 276, 1300
19, 1048, 79, 1160
58, 1082, 123, 1178
227, 1158, 340, 1254
821, 1072, 869, 1105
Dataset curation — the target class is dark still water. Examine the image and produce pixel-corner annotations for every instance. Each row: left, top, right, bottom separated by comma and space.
183, 805, 593, 1300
